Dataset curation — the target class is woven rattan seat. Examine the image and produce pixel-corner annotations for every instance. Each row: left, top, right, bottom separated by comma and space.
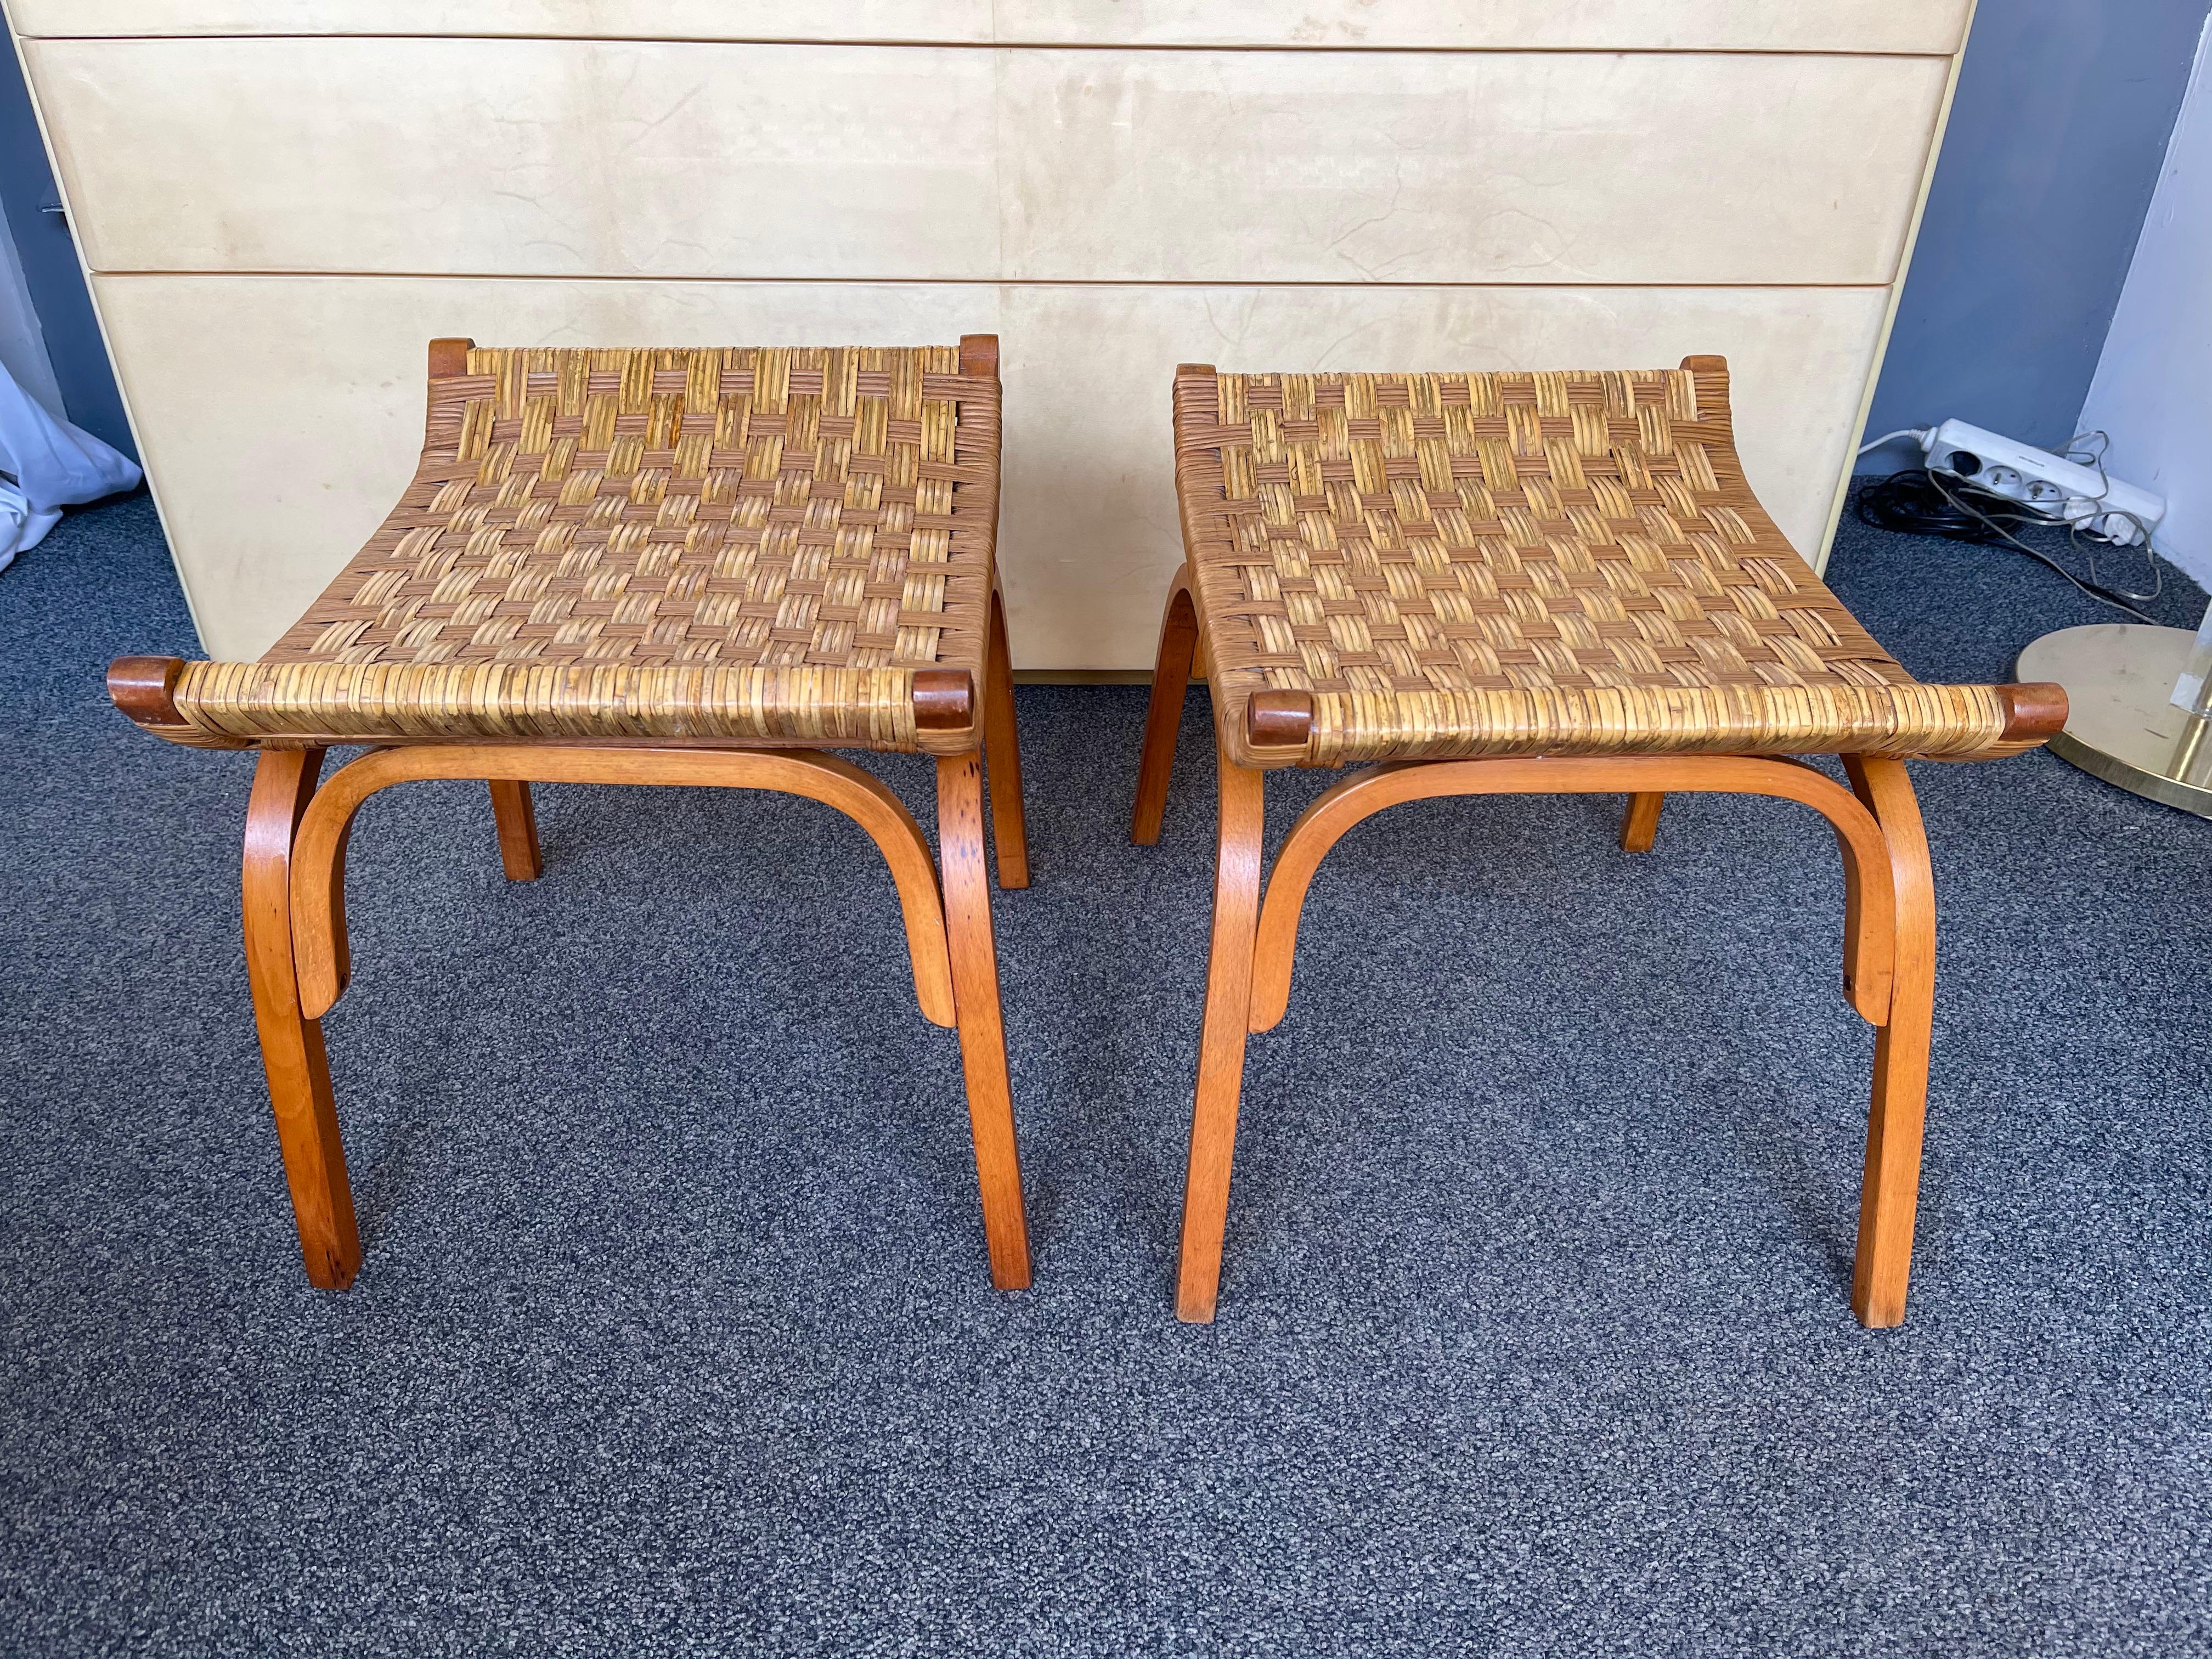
1172, 358, 2052, 769
111, 336, 1034, 1296
1135, 355, 2067, 1330
130, 341, 1001, 753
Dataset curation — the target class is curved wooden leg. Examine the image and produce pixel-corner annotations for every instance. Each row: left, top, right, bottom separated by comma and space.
1131, 570, 1199, 845
243, 749, 362, 1290
1843, 756, 1935, 1328
1621, 792, 1664, 853
488, 779, 543, 881
984, 588, 1031, 890
1176, 742, 1267, 1323
937, 751, 1033, 1289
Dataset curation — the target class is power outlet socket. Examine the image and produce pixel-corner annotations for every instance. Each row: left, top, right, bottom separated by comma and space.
1921, 420, 2164, 546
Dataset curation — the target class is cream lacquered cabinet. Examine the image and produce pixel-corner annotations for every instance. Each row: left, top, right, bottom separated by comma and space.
8, 1, 1974, 665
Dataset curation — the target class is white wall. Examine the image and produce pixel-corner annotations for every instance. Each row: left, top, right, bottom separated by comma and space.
2080, 15, 2212, 591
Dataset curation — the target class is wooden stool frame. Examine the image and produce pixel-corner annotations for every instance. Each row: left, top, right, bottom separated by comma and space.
1132, 568, 1938, 1329
222, 587, 1031, 1295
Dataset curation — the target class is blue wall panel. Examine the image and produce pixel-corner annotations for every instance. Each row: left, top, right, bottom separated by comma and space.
1861, 0, 2211, 472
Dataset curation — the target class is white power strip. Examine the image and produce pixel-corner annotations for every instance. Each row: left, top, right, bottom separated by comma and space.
1917, 420, 2164, 546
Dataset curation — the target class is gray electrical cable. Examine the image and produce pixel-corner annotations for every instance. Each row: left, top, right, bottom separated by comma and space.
1855, 428, 1928, 457
1917, 464, 2163, 623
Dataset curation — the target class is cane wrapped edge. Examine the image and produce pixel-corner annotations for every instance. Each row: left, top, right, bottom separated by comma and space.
1173, 357, 2066, 770
111, 337, 1004, 755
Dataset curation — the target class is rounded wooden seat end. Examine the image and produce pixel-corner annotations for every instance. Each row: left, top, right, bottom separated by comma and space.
1996, 681, 2069, 745
913, 668, 975, 733
1246, 689, 1313, 751
108, 655, 185, 726
957, 334, 998, 377
427, 337, 475, 377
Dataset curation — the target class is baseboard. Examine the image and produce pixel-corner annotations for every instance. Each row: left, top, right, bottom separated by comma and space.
1012, 670, 1173, 686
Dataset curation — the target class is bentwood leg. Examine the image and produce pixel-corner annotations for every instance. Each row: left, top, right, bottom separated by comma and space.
242, 749, 362, 1289
1131, 572, 1199, 845
1844, 756, 1937, 1327
1175, 743, 1267, 1322
1620, 792, 1664, 853
936, 750, 1033, 1289
488, 780, 544, 881
984, 588, 1031, 889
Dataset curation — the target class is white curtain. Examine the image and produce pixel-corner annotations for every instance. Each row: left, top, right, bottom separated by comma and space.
0, 360, 140, 573
0, 194, 137, 572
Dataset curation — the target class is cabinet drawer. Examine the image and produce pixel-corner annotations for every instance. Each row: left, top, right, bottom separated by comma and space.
30, 39, 1003, 281
1000, 48, 1948, 285
32, 38, 1947, 286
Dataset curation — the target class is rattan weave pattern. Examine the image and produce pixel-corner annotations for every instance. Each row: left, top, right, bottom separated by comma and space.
171, 345, 998, 752
1172, 360, 2014, 767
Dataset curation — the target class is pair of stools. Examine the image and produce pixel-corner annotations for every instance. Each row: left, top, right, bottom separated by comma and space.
110, 335, 2066, 1326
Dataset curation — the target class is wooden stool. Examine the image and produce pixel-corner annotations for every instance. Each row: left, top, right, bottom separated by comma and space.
110, 337, 1032, 1292
1133, 358, 2067, 1327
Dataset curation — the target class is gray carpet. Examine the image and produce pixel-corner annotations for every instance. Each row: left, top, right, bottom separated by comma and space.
3, 490, 2210, 1656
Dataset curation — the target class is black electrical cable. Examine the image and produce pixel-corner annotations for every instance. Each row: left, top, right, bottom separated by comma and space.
1855, 467, 2163, 623
1857, 467, 2040, 538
